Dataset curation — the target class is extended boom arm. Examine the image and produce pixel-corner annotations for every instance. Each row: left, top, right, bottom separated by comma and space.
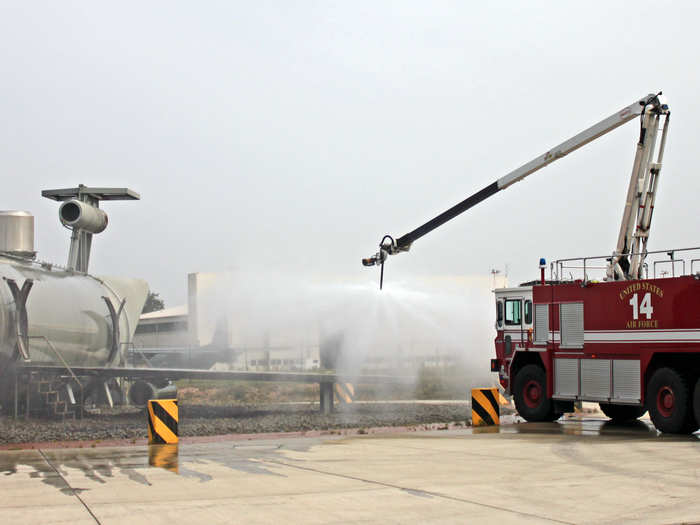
363, 92, 669, 287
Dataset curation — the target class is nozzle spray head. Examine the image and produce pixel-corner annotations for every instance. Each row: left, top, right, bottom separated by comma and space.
362, 235, 398, 289
362, 256, 378, 267
362, 249, 387, 267
361, 235, 396, 267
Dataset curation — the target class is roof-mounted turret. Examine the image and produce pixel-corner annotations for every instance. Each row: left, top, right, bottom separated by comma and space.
42, 185, 140, 272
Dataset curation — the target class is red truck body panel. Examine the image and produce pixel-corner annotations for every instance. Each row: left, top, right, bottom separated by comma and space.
494, 275, 700, 405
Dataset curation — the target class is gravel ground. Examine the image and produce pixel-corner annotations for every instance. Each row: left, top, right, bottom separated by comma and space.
0, 402, 479, 445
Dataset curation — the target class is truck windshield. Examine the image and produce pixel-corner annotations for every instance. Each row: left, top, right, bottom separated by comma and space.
505, 299, 522, 325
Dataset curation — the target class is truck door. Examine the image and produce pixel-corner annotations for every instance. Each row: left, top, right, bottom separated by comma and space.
523, 298, 533, 345
504, 298, 523, 351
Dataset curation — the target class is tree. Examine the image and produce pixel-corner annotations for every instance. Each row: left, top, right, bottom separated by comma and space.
142, 291, 165, 313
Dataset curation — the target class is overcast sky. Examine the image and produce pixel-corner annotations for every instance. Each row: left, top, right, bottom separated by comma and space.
2, 1, 699, 306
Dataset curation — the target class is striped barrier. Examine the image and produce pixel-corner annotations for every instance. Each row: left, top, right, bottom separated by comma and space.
334, 382, 355, 404
471, 387, 500, 426
147, 399, 179, 444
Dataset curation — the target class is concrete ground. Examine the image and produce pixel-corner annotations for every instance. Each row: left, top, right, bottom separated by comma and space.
0, 417, 698, 525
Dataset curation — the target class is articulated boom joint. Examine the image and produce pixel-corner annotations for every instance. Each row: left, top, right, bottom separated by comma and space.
362, 235, 408, 267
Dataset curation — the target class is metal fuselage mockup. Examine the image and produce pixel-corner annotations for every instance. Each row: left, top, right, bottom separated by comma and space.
0, 188, 148, 409
0, 253, 147, 369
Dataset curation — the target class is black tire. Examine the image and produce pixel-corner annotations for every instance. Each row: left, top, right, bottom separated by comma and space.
599, 403, 646, 422
647, 367, 692, 434
513, 364, 558, 422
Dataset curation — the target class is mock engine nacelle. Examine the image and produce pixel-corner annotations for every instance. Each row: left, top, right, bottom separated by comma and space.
128, 380, 178, 406
59, 200, 108, 234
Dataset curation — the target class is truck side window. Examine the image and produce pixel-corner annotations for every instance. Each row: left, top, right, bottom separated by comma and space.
496, 301, 503, 327
524, 300, 532, 324
505, 299, 522, 325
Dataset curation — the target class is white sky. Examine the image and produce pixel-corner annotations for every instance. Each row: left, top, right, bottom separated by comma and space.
2, 1, 699, 306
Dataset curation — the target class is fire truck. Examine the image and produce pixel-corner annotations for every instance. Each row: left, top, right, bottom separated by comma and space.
363, 92, 700, 434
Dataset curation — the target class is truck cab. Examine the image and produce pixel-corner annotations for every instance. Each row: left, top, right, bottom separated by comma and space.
493, 286, 533, 391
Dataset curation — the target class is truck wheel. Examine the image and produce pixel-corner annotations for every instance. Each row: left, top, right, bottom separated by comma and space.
599, 403, 646, 422
647, 367, 691, 434
513, 364, 558, 422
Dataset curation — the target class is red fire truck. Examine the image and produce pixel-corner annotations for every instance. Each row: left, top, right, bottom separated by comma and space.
494, 256, 700, 434
363, 92, 700, 434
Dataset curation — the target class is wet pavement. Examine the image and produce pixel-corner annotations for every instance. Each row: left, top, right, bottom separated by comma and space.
0, 417, 698, 524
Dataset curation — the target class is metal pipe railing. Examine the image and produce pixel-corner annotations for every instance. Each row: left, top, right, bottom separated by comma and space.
550, 246, 700, 282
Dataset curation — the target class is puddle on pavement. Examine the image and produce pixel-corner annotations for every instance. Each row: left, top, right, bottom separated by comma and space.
0, 447, 155, 492
401, 488, 433, 498
142, 438, 315, 479
1, 421, 696, 495
0, 437, 320, 493
149, 444, 179, 473
474, 417, 699, 441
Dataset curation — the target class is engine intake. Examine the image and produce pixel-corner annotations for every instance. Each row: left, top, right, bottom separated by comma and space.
59, 200, 108, 234
128, 380, 177, 406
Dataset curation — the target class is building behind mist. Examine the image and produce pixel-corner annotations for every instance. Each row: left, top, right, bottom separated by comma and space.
133, 271, 487, 374
133, 272, 321, 370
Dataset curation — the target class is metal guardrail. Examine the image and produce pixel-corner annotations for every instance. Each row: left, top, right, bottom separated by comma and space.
124, 341, 154, 368
17, 364, 414, 385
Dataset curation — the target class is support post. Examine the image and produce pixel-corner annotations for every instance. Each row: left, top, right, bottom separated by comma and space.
320, 382, 334, 414
5, 278, 34, 361
101, 296, 124, 363
13, 373, 18, 419
25, 374, 30, 420
103, 381, 114, 408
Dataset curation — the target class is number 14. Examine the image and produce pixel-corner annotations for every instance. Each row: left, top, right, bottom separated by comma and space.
629, 292, 653, 320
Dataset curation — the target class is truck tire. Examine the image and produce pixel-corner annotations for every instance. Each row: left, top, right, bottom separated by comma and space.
513, 364, 558, 422
599, 403, 646, 422
647, 367, 691, 434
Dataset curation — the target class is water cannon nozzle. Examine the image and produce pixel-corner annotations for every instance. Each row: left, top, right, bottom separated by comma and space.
362, 249, 388, 267
362, 256, 378, 267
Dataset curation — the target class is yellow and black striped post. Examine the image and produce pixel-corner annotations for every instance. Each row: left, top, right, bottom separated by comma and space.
471, 388, 500, 426
147, 399, 178, 444
334, 382, 355, 405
